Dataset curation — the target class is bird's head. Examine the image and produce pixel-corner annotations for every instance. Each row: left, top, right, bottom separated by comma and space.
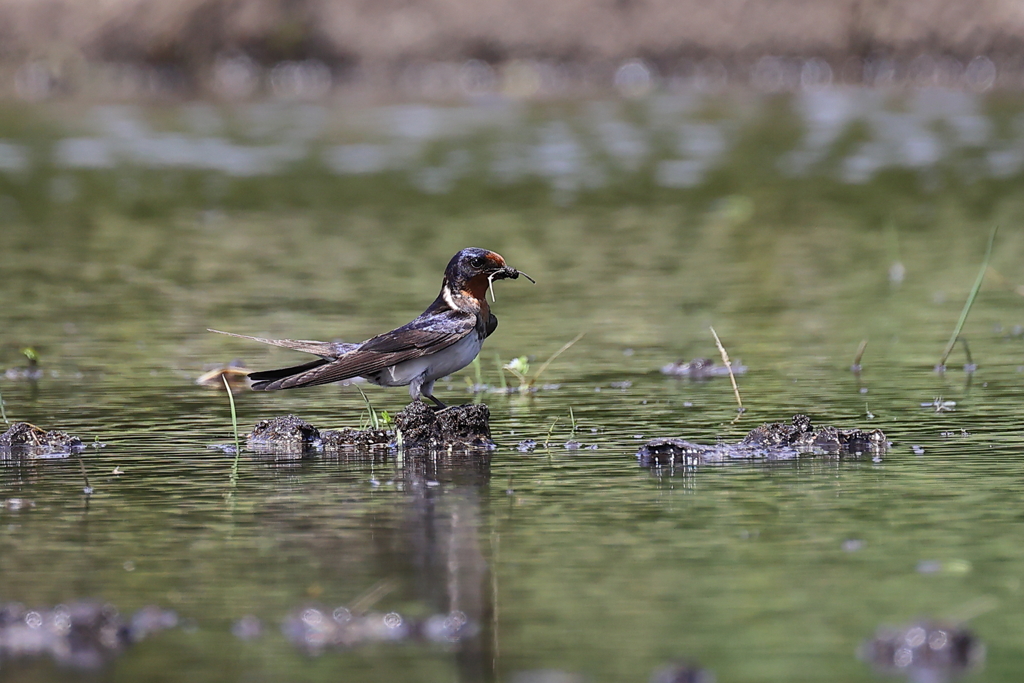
442, 248, 534, 307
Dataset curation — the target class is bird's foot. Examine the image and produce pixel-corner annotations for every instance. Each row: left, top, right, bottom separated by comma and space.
422, 394, 448, 411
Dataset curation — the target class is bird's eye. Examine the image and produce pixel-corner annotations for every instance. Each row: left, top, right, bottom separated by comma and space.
470, 256, 486, 268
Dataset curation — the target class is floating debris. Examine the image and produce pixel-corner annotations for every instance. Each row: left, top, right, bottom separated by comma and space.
0, 422, 84, 457
861, 620, 983, 681
195, 359, 252, 389
1, 498, 35, 512
281, 605, 476, 653
231, 615, 263, 641
661, 358, 747, 379
637, 414, 888, 468
4, 347, 44, 381
515, 439, 538, 452
922, 398, 957, 413
0, 601, 177, 669
649, 660, 716, 683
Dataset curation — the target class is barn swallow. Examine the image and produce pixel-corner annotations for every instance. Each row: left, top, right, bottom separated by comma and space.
210, 248, 533, 408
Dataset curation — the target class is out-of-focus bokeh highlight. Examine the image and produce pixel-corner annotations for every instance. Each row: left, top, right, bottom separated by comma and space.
0, 0, 1022, 101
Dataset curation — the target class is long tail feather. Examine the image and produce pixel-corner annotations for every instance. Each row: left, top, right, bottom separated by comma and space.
249, 358, 330, 390
208, 329, 340, 357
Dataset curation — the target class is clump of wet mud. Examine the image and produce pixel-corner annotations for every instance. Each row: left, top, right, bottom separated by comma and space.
861, 620, 983, 680
661, 358, 747, 379
243, 402, 492, 456
638, 414, 888, 468
246, 414, 390, 457
280, 605, 476, 652
247, 415, 322, 454
0, 601, 177, 669
0, 422, 84, 457
394, 401, 493, 451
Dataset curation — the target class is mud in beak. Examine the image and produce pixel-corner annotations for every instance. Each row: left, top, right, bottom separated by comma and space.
494, 266, 535, 283
485, 266, 535, 303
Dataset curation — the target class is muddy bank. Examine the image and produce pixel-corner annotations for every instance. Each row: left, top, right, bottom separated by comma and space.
3, 0, 1024, 98
245, 401, 493, 456
638, 414, 888, 468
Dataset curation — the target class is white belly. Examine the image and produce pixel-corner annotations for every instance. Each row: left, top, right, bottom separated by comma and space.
367, 333, 484, 388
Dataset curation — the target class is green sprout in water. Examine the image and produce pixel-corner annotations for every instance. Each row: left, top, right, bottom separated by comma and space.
355, 384, 381, 430
222, 375, 242, 497
21, 347, 39, 365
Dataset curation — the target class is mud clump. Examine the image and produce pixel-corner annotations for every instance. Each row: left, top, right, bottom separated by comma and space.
0, 601, 177, 669
861, 620, 983, 680
320, 427, 391, 451
393, 402, 493, 451
243, 402, 492, 455
742, 414, 887, 454
247, 415, 321, 454
246, 415, 391, 456
638, 414, 888, 468
0, 422, 84, 457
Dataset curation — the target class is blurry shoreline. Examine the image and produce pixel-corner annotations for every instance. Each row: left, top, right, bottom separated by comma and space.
2, 0, 1024, 100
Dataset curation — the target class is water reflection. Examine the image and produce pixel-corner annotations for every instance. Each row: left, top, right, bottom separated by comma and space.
249, 450, 495, 680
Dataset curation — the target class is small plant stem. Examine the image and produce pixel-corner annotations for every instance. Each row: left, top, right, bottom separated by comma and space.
544, 416, 560, 448
0, 382, 8, 424
496, 354, 507, 391
851, 339, 868, 372
960, 338, 975, 368
938, 225, 998, 369
530, 332, 585, 388
222, 375, 242, 491
355, 384, 379, 430
710, 326, 744, 420
349, 578, 398, 615
76, 453, 93, 495
568, 406, 577, 439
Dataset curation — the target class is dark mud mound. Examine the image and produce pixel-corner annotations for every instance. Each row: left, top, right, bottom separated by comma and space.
243, 403, 492, 456
393, 402, 493, 451
638, 414, 888, 468
247, 415, 322, 456
246, 414, 390, 457
861, 620, 983, 680
0, 601, 177, 669
320, 427, 391, 451
0, 422, 84, 457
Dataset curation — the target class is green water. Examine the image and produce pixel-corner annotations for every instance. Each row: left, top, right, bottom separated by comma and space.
2, 91, 1024, 682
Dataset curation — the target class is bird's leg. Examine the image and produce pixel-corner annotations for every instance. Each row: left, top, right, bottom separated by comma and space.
422, 393, 447, 410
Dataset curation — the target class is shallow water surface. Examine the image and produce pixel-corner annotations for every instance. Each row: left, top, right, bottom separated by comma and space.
2, 91, 1024, 682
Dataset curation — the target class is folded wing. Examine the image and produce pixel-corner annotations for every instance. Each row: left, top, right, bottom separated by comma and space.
242, 312, 476, 390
